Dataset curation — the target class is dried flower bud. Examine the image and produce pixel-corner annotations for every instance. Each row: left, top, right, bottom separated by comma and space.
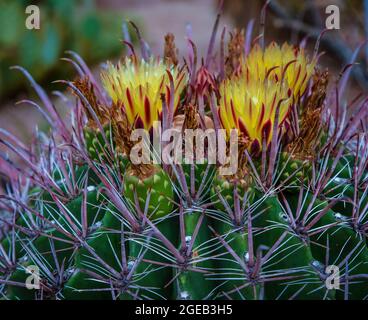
225, 28, 245, 78
73, 77, 110, 128
164, 33, 179, 66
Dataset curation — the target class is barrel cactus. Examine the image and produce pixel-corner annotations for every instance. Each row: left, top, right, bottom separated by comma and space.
1, 12, 368, 301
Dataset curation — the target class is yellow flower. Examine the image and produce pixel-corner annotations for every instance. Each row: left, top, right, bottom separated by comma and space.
218, 42, 315, 151
101, 57, 187, 130
242, 42, 316, 100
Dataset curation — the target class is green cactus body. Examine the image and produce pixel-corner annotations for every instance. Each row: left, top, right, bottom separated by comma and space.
331, 156, 356, 180
84, 124, 113, 162
49, 164, 98, 187
286, 192, 368, 300
214, 221, 258, 300
29, 165, 101, 221
323, 155, 368, 223
182, 162, 216, 197
312, 211, 368, 300
5, 239, 74, 300
3, 263, 35, 300
1, 167, 100, 259
32, 185, 107, 267
123, 165, 174, 219
253, 195, 330, 300
4, 188, 106, 299
126, 216, 178, 300
1, 234, 24, 262
279, 152, 313, 186
122, 164, 177, 300
323, 156, 368, 222
63, 208, 122, 300
211, 175, 255, 212
174, 211, 215, 300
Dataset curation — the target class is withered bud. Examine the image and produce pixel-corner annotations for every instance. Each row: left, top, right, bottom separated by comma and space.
164, 33, 179, 66
237, 133, 251, 177
111, 102, 156, 179
173, 106, 214, 132
110, 102, 133, 155
306, 69, 329, 112
183, 103, 199, 131
221, 133, 252, 186
73, 77, 109, 128
225, 28, 245, 78
287, 69, 329, 159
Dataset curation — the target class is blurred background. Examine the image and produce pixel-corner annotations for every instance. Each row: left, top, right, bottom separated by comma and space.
0, 0, 367, 151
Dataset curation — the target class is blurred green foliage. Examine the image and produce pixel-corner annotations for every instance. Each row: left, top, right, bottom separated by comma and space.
0, 0, 132, 100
